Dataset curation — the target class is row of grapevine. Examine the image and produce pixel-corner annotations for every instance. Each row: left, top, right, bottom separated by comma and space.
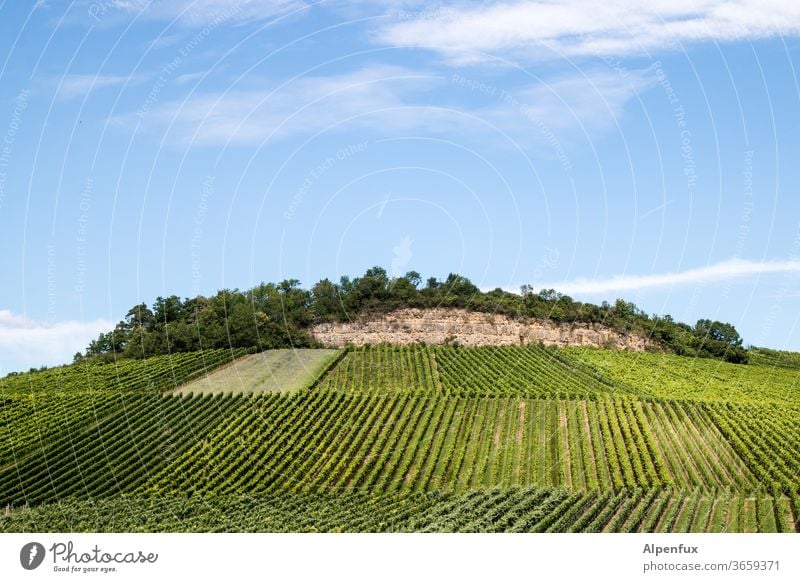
3, 488, 795, 533
0, 392, 121, 466
317, 344, 439, 393
639, 400, 757, 491
704, 402, 800, 493
0, 392, 251, 505
2, 343, 794, 533
139, 393, 762, 496
0, 348, 252, 396
315, 344, 634, 398
433, 345, 634, 398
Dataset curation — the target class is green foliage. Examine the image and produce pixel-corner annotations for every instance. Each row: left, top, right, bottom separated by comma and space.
0, 392, 251, 505
567, 348, 800, 406
434, 345, 631, 398
83, 282, 316, 361
2, 343, 797, 532
1, 488, 793, 533
748, 346, 800, 369
689, 319, 748, 363
318, 345, 439, 394
75, 266, 753, 366
0, 348, 249, 396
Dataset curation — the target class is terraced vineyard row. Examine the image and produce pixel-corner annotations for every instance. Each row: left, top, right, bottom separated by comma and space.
317, 345, 439, 393
435, 345, 633, 398
0, 348, 251, 396
3, 488, 796, 533
704, 402, 800, 492
0, 392, 251, 505
0, 392, 121, 467
0, 349, 252, 473
139, 391, 763, 497
318, 344, 632, 398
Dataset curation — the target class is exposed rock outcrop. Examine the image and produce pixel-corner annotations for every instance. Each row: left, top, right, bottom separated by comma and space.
311, 308, 654, 351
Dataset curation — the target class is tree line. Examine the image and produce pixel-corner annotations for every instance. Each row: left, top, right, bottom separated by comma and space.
80, 266, 748, 364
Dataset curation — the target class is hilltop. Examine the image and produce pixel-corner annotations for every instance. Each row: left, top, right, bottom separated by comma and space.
77, 266, 749, 367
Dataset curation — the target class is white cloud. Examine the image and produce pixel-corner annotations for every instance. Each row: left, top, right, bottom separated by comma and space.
476, 67, 655, 136
124, 64, 651, 146
58, 74, 138, 100
0, 310, 112, 375
126, 65, 451, 145
534, 259, 800, 295
376, 1, 800, 62
146, 32, 185, 51
174, 71, 207, 84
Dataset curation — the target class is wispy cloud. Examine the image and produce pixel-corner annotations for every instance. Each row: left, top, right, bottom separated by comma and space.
375, 1, 800, 62
475, 67, 655, 136
58, 74, 139, 100
534, 259, 800, 295
146, 32, 185, 51
0, 310, 112, 375
122, 64, 651, 146
124, 65, 450, 145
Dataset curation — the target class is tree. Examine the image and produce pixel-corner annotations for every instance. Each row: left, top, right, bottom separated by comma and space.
537, 289, 562, 302
404, 271, 422, 288
225, 302, 260, 349
126, 303, 155, 331
443, 273, 478, 298
354, 266, 390, 305
692, 319, 747, 363
311, 278, 343, 322
695, 319, 743, 346
389, 276, 417, 304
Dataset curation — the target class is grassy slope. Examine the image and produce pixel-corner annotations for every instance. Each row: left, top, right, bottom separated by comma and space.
173, 349, 340, 395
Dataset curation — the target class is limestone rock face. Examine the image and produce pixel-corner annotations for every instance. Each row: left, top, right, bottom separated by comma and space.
311, 308, 654, 351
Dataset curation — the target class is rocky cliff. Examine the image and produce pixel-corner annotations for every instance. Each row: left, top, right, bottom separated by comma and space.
311, 308, 655, 351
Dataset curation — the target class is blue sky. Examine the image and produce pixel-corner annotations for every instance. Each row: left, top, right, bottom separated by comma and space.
1, 1, 800, 373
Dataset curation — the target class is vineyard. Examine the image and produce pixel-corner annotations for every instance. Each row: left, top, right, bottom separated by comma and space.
567, 348, 800, 406
1, 344, 798, 532
2, 488, 795, 533
0, 348, 250, 396
0, 349, 249, 472
136, 393, 764, 496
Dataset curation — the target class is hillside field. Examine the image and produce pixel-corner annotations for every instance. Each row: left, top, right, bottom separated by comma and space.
172, 348, 341, 395
0, 344, 797, 532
